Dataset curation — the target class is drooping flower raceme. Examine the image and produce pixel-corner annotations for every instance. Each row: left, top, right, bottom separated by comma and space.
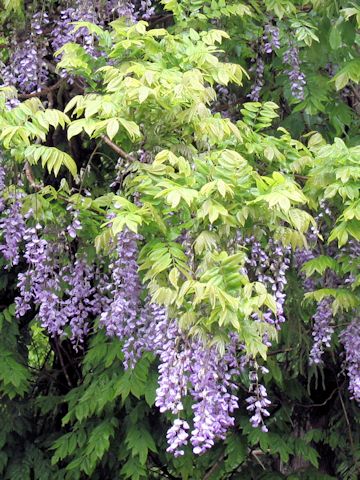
166, 419, 190, 457
105, 0, 136, 20
263, 24, 280, 54
122, 299, 166, 369
100, 229, 141, 338
283, 45, 306, 100
51, 1, 98, 56
16, 219, 107, 343
248, 23, 280, 101
189, 337, 239, 455
309, 298, 334, 365
103, 289, 242, 456
246, 366, 271, 432
244, 237, 290, 331
0, 12, 49, 93
340, 319, 360, 403
0, 165, 5, 213
15, 225, 67, 335
154, 318, 192, 416
0, 192, 26, 267
51, 0, 135, 61
61, 257, 97, 346
248, 56, 265, 102
134, 0, 155, 20
151, 315, 240, 456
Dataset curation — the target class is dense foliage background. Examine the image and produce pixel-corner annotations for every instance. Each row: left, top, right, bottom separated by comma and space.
0, 1, 359, 479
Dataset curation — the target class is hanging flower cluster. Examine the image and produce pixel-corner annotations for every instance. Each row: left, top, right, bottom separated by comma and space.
282, 45, 307, 100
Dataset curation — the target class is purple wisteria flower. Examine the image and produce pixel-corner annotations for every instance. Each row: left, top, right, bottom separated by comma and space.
0, 192, 26, 267
136, 0, 155, 20
113, 298, 242, 456
189, 340, 239, 454
166, 419, 190, 457
66, 207, 83, 239
154, 320, 191, 416
263, 24, 280, 54
244, 236, 290, 331
247, 56, 265, 102
0, 165, 5, 213
1, 12, 49, 93
309, 298, 334, 365
16, 219, 110, 344
151, 315, 241, 456
15, 226, 67, 335
248, 24, 280, 101
51, 0, 135, 61
283, 45, 306, 100
61, 257, 97, 346
51, 1, 98, 57
104, 0, 136, 21
100, 229, 141, 338
122, 299, 166, 369
340, 319, 360, 403
246, 367, 271, 432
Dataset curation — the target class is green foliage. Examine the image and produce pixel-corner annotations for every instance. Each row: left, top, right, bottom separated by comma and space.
0, 304, 30, 398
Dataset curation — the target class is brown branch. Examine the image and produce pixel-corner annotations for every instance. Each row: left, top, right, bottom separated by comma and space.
53, 339, 72, 388
18, 78, 65, 99
149, 13, 174, 26
294, 174, 309, 181
268, 347, 293, 356
23, 161, 42, 190
101, 135, 136, 162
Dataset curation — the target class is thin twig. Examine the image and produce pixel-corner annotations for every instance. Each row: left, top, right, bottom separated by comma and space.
148, 453, 180, 480
295, 385, 338, 408
337, 382, 354, 453
204, 453, 226, 480
252, 450, 266, 470
78, 142, 102, 195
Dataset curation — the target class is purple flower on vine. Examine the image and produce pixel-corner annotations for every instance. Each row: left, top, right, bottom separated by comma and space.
166, 419, 190, 457
309, 298, 334, 365
340, 319, 360, 403
263, 24, 280, 54
99, 229, 141, 338
246, 367, 271, 432
248, 56, 265, 102
0, 193, 26, 267
283, 45, 306, 100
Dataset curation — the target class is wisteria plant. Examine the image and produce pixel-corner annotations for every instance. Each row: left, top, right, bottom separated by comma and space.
0, 1, 359, 480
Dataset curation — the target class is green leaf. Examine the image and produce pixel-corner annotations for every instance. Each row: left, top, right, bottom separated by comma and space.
301, 256, 339, 276
118, 118, 141, 141
106, 118, 119, 139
